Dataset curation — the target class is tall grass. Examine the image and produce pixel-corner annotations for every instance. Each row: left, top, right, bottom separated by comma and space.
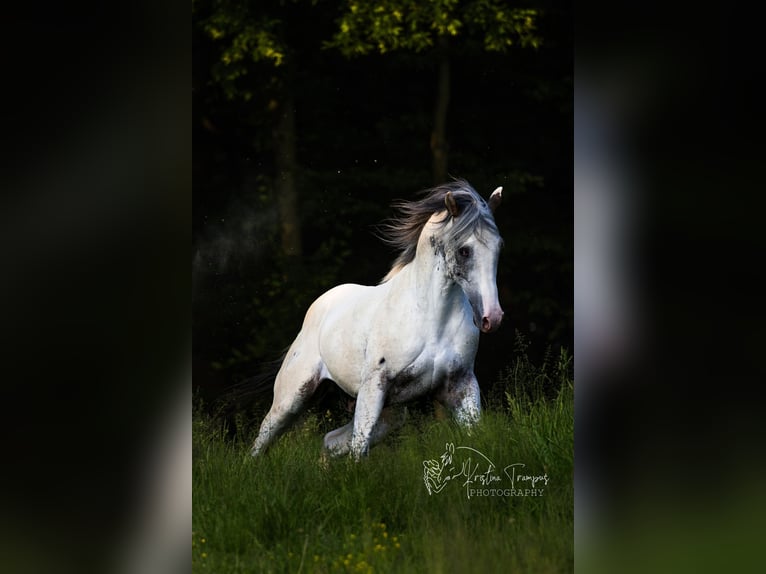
193, 333, 573, 573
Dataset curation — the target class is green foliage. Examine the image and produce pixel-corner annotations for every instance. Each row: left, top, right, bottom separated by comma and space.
502, 331, 573, 472
501, 329, 573, 404
194, 0, 291, 101
193, 337, 573, 572
328, 0, 542, 56
195, 0, 542, 99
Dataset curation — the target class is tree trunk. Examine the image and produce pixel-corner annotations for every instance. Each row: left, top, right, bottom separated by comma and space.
431, 37, 451, 185
273, 92, 302, 258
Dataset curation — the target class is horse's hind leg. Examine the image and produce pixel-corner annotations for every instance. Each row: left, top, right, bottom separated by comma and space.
250, 356, 324, 457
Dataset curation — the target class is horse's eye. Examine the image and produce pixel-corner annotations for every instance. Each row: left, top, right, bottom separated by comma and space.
458, 246, 471, 258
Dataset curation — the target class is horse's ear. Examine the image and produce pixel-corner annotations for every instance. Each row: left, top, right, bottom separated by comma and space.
488, 186, 503, 213
445, 191, 460, 217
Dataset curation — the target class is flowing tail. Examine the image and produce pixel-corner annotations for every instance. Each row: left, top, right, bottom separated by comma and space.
213, 353, 286, 435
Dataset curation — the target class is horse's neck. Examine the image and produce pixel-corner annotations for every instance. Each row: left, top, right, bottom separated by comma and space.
394, 240, 466, 325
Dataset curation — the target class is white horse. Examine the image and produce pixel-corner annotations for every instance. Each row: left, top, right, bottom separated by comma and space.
251, 180, 504, 459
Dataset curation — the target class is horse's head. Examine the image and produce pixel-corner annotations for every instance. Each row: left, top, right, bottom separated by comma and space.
439, 186, 504, 333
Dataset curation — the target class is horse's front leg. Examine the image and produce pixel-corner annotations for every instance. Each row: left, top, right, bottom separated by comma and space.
437, 372, 481, 427
324, 405, 407, 457
349, 378, 387, 460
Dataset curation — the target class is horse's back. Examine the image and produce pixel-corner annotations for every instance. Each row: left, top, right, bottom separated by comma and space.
304, 283, 377, 326
297, 282, 380, 345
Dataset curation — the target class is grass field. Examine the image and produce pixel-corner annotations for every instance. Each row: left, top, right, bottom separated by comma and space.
193, 338, 573, 573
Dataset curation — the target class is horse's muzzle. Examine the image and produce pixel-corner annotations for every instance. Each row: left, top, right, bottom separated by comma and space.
479, 309, 504, 333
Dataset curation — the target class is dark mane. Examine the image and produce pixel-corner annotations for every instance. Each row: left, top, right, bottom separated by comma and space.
377, 179, 500, 282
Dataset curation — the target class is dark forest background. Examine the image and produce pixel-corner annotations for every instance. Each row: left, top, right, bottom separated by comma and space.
192, 0, 572, 414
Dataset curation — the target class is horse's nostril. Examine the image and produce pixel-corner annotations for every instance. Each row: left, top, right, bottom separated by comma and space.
481, 317, 491, 331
